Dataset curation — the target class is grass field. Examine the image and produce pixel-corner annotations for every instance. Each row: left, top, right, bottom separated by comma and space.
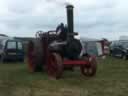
0, 57, 128, 96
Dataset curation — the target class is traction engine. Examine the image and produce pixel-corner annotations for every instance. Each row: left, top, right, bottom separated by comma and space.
27, 5, 97, 79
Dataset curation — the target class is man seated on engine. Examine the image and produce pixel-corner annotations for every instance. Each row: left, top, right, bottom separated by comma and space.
56, 23, 68, 41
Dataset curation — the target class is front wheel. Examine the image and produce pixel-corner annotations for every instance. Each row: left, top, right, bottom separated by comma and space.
80, 56, 97, 77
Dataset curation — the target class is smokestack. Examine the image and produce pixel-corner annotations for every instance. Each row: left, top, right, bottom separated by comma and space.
66, 4, 74, 37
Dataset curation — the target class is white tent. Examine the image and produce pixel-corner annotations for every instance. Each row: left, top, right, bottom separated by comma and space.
119, 36, 128, 41
80, 37, 103, 56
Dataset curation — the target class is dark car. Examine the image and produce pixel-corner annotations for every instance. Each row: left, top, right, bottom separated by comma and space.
1, 40, 24, 62
110, 41, 128, 59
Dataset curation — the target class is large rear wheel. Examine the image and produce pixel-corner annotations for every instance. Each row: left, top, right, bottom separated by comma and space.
27, 40, 44, 72
27, 41, 36, 72
47, 53, 63, 79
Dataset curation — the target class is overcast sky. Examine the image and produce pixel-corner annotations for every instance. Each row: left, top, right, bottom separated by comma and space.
0, 0, 128, 40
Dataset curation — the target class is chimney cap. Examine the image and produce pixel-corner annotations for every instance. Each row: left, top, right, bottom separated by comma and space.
66, 4, 74, 8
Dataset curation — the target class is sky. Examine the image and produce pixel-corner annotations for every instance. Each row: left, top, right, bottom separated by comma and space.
0, 0, 128, 40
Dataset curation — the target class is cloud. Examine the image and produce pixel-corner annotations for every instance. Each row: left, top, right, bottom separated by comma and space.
0, 0, 128, 40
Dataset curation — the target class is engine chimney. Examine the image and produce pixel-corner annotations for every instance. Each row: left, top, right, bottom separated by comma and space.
66, 4, 74, 38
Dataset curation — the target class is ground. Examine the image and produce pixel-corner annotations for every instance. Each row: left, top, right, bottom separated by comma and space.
0, 57, 128, 96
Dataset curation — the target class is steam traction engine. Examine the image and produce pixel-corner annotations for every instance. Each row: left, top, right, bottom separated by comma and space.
27, 5, 97, 79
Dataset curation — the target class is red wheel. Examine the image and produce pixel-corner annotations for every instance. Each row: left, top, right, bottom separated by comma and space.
80, 56, 97, 76
27, 41, 36, 72
47, 53, 63, 79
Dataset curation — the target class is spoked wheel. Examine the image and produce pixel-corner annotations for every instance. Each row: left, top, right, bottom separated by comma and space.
47, 53, 63, 79
80, 56, 97, 77
27, 41, 36, 72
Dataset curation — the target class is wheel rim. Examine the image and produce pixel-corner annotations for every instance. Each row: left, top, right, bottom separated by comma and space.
48, 55, 58, 76
27, 54, 35, 72
47, 53, 63, 79
27, 41, 36, 72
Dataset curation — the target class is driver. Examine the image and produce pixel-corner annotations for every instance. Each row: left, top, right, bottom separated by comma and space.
56, 23, 67, 41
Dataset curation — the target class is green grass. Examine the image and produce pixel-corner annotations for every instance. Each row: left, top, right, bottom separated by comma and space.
0, 57, 128, 96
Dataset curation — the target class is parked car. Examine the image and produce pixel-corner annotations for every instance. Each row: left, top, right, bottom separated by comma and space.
0, 39, 24, 62
110, 41, 128, 59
